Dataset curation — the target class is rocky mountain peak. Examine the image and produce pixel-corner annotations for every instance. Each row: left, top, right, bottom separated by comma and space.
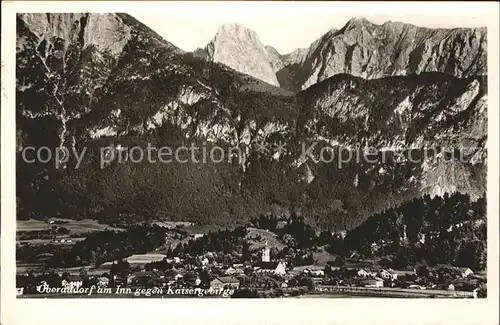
196, 17, 486, 92
279, 18, 487, 90
344, 17, 373, 29
215, 22, 259, 39
282, 47, 309, 65
204, 23, 281, 86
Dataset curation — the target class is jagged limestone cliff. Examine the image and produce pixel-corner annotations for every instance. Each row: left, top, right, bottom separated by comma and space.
281, 18, 487, 90
196, 18, 486, 92
202, 23, 281, 86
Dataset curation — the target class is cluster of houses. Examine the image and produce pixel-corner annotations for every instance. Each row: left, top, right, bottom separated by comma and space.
19, 240, 479, 296
335, 268, 416, 288
325, 265, 476, 290
19, 243, 288, 293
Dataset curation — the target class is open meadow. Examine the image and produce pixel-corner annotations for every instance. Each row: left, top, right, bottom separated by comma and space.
17, 218, 123, 234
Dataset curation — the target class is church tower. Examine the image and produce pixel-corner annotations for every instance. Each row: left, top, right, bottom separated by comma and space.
262, 242, 270, 262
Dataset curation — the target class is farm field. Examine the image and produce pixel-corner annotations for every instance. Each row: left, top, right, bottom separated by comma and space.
17, 264, 94, 275
17, 218, 123, 234
152, 221, 193, 229
124, 253, 167, 265
18, 237, 85, 245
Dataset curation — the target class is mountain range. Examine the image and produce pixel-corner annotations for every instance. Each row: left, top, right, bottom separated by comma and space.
16, 13, 487, 229
195, 18, 487, 91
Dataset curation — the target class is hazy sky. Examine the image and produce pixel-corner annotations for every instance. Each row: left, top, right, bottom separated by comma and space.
130, 2, 488, 54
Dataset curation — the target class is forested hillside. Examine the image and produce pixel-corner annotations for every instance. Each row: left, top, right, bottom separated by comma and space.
342, 192, 486, 270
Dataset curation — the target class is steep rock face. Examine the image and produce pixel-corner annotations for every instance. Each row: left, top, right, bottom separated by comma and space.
16, 13, 180, 150
282, 47, 309, 66
203, 23, 281, 86
280, 18, 487, 90
197, 18, 486, 92
300, 73, 487, 149
18, 13, 132, 56
264, 45, 285, 72
298, 73, 487, 210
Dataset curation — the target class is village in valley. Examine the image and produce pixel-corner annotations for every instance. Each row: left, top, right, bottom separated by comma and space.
16, 213, 487, 299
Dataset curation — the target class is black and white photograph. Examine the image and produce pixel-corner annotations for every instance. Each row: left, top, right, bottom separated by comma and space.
1, 1, 499, 324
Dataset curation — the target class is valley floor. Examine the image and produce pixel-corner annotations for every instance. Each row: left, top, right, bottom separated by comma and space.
15, 216, 486, 299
